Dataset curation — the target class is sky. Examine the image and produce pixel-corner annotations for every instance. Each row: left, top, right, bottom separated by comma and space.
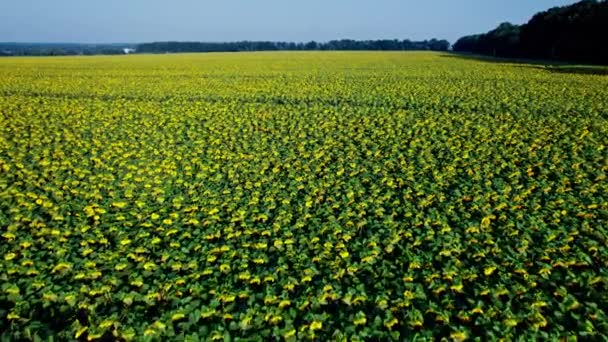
0, 0, 579, 44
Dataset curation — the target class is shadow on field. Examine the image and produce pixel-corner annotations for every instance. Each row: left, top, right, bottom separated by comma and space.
541, 66, 608, 76
440, 53, 608, 76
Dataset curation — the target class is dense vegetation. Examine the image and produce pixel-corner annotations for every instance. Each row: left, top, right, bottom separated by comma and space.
0, 52, 607, 341
136, 39, 450, 54
0, 43, 134, 57
0, 39, 450, 57
453, 0, 608, 64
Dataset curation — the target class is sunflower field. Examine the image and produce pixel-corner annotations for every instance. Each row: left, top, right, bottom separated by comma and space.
0, 52, 607, 341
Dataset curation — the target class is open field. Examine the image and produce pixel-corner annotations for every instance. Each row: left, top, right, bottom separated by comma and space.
0, 52, 607, 340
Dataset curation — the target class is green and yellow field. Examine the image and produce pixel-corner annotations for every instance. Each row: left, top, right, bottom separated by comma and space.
0, 52, 607, 341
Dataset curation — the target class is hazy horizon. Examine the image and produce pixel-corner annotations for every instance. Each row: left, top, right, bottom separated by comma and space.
1, 0, 578, 44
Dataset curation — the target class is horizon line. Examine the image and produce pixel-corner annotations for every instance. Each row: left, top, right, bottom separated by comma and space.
0, 37, 452, 46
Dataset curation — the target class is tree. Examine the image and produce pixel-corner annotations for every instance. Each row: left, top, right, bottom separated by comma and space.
453, 0, 608, 64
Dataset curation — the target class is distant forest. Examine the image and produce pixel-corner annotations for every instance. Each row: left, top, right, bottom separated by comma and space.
0, 43, 134, 56
136, 39, 450, 53
0, 39, 450, 57
453, 0, 608, 64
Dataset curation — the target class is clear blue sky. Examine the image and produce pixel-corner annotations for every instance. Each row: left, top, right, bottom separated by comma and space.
0, 0, 578, 43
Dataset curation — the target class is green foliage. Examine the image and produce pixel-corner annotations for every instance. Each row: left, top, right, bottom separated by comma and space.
0, 52, 607, 340
454, 0, 608, 64
136, 39, 450, 54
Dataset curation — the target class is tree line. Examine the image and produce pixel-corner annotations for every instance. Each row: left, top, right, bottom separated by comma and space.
0, 39, 450, 57
0, 43, 133, 56
136, 39, 450, 54
453, 0, 608, 64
